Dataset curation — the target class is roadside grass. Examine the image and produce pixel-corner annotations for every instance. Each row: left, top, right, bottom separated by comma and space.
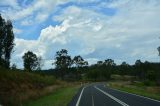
108, 81, 160, 101
23, 85, 80, 106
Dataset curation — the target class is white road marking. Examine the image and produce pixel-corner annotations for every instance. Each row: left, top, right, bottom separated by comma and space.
94, 86, 129, 106
92, 95, 94, 106
107, 87, 160, 103
76, 87, 85, 106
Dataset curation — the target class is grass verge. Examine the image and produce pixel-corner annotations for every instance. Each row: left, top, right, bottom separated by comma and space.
108, 81, 160, 101
23, 85, 80, 106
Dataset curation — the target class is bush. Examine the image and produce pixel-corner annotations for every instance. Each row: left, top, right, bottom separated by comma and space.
146, 70, 156, 81
143, 80, 156, 86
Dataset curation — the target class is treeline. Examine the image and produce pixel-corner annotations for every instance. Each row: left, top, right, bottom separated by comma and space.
37, 48, 160, 85
87, 60, 160, 85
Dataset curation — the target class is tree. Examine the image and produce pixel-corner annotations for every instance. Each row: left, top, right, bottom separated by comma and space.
146, 70, 156, 81
0, 15, 5, 67
97, 61, 103, 66
135, 60, 145, 79
4, 20, 14, 68
0, 15, 14, 68
135, 59, 142, 66
22, 51, 38, 71
83, 61, 88, 66
87, 69, 99, 81
104, 59, 116, 66
54, 49, 72, 79
73, 55, 86, 68
121, 61, 129, 66
72, 55, 88, 79
120, 61, 129, 75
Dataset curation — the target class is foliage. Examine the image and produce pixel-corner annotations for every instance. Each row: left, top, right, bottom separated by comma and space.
54, 49, 72, 79
86, 59, 115, 81
0, 14, 14, 68
73, 55, 88, 68
54, 49, 72, 69
22, 51, 38, 71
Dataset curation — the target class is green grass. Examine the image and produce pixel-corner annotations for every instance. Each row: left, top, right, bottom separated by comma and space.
23, 86, 79, 106
108, 81, 160, 101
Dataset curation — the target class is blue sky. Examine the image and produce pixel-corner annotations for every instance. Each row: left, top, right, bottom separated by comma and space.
0, 0, 160, 69
2, 0, 117, 40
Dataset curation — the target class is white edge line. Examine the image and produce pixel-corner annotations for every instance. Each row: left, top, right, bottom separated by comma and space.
94, 86, 129, 106
76, 87, 85, 106
106, 86, 160, 103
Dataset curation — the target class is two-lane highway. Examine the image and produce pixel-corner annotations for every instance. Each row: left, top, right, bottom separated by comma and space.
68, 83, 160, 106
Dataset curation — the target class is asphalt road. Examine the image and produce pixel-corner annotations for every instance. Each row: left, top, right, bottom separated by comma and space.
68, 83, 160, 106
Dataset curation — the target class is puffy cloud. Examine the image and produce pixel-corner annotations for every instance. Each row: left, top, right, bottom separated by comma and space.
39, 19, 70, 44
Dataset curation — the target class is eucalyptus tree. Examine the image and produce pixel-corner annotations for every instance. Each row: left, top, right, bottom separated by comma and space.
22, 51, 38, 71
0, 15, 14, 68
73, 55, 85, 68
54, 49, 72, 79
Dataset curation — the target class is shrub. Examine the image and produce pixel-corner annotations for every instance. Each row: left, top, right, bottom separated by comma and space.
143, 80, 156, 86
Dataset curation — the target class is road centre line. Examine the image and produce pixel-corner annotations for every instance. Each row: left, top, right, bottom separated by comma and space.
94, 86, 129, 106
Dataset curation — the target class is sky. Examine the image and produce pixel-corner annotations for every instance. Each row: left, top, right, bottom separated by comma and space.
0, 0, 160, 69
